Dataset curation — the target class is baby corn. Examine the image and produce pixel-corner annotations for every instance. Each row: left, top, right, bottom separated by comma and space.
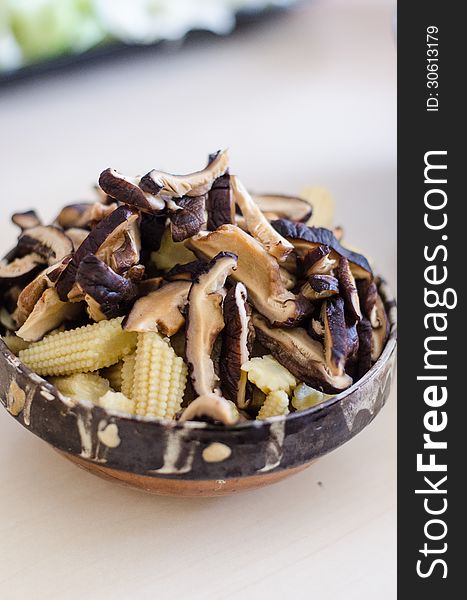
257, 390, 290, 420
49, 372, 110, 403
19, 317, 137, 376
121, 353, 136, 398
132, 332, 188, 419
99, 390, 135, 414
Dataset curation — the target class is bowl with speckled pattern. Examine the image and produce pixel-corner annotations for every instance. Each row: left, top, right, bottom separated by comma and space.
0, 280, 396, 496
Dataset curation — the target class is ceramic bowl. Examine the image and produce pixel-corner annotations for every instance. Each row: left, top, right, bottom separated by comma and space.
0, 281, 396, 496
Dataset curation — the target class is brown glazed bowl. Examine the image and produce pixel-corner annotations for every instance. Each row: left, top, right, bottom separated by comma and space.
0, 281, 396, 497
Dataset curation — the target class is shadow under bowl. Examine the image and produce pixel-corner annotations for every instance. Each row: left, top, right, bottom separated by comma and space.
0, 281, 396, 496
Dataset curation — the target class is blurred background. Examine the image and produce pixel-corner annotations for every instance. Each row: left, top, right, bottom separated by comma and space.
0, 1, 396, 599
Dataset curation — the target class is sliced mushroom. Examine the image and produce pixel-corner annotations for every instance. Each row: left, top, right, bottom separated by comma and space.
180, 393, 239, 425
186, 225, 310, 327
99, 169, 166, 214
271, 220, 372, 280
357, 279, 388, 362
252, 194, 312, 222
18, 226, 73, 266
231, 176, 293, 262
76, 255, 139, 320
56, 205, 139, 301
169, 194, 206, 242
16, 288, 82, 342
65, 228, 89, 251
166, 260, 208, 282
123, 280, 191, 337
356, 317, 373, 378
140, 148, 229, 199
206, 168, 234, 230
336, 257, 362, 324
253, 313, 352, 394
301, 245, 336, 276
0, 254, 44, 287
12, 210, 41, 230
301, 274, 339, 301
185, 252, 237, 397
13, 268, 50, 327
220, 282, 253, 408
102, 219, 141, 274
322, 297, 348, 377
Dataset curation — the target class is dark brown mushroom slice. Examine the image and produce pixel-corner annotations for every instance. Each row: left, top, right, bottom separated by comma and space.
185, 252, 238, 397
252, 313, 352, 394
346, 322, 360, 363
322, 297, 348, 377
252, 194, 312, 223
56, 205, 139, 301
140, 148, 229, 199
16, 288, 82, 342
356, 317, 373, 379
301, 245, 336, 276
76, 255, 138, 320
99, 169, 166, 214
220, 282, 253, 409
271, 219, 373, 280
165, 260, 208, 282
123, 280, 191, 337
169, 194, 206, 242
206, 172, 234, 230
301, 274, 339, 301
308, 317, 325, 342
106, 223, 141, 274
231, 176, 293, 262
357, 278, 378, 321
186, 225, 311, 327
356, 279, 389, 362
12, 210, 41, 230
336, 256, 362, 324
0, 254, 45, 288
17, 226, 73, 266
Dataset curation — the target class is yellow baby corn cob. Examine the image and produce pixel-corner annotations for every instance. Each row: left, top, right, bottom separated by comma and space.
19, 317, 137, 377
101, 361, 124, 392
257, 390, 290, 420
121, 352, 136, 398
49, 373, 110, 403
2, 334, 31, 355
242, 355, 297, 395
99, 390, 135, 414
132, 332, 188, 419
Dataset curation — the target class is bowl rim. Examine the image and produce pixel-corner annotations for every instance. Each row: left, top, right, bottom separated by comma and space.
1, 278, 396, 432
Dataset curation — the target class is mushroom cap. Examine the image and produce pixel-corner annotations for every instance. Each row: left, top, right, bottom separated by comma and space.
0, 253, 45, 287
271, 219, 372, 279
169, 194, 206, 242
99, 169, 166, 214
76, 255, 138, 320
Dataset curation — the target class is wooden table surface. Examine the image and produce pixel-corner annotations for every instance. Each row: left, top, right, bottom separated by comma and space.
0, 1, 396, 598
